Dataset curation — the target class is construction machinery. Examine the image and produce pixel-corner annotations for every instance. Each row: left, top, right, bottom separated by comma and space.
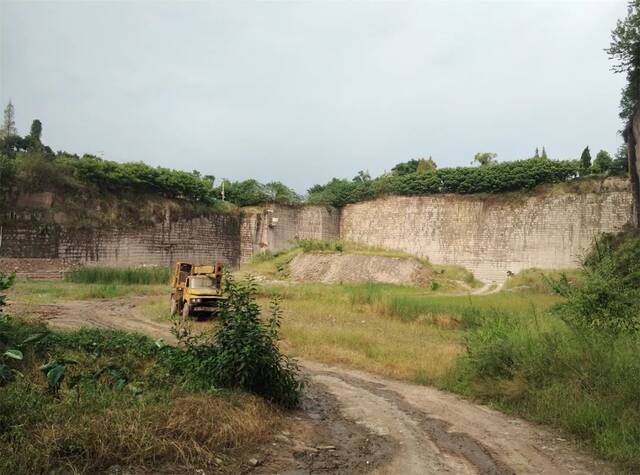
170, 262, 225, 318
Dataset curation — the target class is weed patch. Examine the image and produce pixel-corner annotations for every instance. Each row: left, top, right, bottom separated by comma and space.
66, 266, 171, 285
8, 280, 166, 304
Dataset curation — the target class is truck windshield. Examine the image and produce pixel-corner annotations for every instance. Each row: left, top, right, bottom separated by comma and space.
190, 276, 215, 289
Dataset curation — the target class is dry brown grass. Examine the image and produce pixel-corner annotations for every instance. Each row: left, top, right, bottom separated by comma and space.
5, 388, 281, 474
272, 296, 465, 384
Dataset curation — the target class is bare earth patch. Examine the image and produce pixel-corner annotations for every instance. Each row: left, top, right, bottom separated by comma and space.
288, 253, 430, 286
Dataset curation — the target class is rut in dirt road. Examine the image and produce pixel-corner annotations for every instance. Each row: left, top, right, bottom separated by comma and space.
14, 298, 612, 475
305, 361, 612, 475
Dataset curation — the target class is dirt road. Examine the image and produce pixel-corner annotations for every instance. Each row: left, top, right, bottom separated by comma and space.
12, 298, 611, 474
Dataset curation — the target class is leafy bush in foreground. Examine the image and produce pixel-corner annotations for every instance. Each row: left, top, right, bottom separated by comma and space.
167, 274, 303, 408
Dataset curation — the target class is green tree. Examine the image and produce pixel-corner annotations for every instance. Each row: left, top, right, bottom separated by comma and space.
534, 147, 540, 158
0, 101, 17, 139
473, 152, 497, 167
264, 181, 302, 204
607, 1, 640, 123
352, 170, 371, 182
391, 159, 421, 175
541, 147, 549, 159
29, 119, 42, 143
611, 143, 629, 175
416, 157, 437, 173
580, 146, 592, 174
593, 150, 614, 174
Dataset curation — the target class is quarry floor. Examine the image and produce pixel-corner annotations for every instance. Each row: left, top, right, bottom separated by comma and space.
10, 296, 612, 475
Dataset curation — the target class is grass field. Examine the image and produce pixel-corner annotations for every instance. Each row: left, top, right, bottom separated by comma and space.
7, 280, 167, 304
8, 262, 640, 469
257, 278, 640, 469
256, 282, 559, 384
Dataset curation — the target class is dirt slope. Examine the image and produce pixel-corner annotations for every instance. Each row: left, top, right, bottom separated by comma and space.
12, 299, 611, 474
288, 253, 430, 286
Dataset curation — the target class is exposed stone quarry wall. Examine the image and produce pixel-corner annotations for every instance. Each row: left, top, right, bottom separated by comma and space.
0, 211, 242, 269
340, 178, 633, 283
1, 179, 634, 281
0, 203, 340, 269
240, 204, 340, 262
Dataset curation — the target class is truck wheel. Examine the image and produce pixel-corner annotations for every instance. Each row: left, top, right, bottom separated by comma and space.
170, 299, 178, 316
182, 301, 190, 319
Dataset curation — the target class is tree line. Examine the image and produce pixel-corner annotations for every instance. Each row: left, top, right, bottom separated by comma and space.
307, 146, 628, 207
0, 103, 629, 210
0, 107, 300, 207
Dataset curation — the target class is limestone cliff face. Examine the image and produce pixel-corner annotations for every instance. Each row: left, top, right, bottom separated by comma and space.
0, 179, 634, 280
339, 178, 633, 283
0, 209, 242, 269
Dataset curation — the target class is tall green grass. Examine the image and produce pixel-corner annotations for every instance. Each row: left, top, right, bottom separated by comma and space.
503, 268, 585, 294
446, 311, 640, 469
66, 266, 171, 285
339, 282, 558, 319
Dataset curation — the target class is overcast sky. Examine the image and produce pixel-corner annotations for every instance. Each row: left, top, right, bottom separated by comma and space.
0, 0, 629, 192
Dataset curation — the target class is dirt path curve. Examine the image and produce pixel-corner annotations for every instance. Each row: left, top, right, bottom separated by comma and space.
12, 298, 611, 474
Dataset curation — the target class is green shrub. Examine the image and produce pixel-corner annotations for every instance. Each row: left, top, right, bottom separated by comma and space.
251, 250, 276, 263
0, 272, 15, 312
296, 239, 335, 252
450, 311, 640, 467
166, 275, 303, 407
66, 266, 171, 285
548, 230, 640, 333
308, 158, 581, 207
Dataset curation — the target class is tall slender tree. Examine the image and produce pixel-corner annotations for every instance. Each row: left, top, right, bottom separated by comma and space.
580, 146, 592, 174
607, 1, 640, 223
29, 119, 42, 143
1, 101, 16, 138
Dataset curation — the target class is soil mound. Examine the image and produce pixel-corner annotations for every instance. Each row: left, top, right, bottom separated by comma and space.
288, 252, 431, 286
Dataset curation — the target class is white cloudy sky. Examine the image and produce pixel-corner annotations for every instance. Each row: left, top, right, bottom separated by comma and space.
0, 0, 629, 192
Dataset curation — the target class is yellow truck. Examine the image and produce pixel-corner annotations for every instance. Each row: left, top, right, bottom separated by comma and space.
170, 262, 225, 318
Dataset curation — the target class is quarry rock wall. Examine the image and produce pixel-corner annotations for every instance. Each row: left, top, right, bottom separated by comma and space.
1, 178, 634, 282
0, 210, 242, 269
239, 204, 340, 262
340, 178, 633, 283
